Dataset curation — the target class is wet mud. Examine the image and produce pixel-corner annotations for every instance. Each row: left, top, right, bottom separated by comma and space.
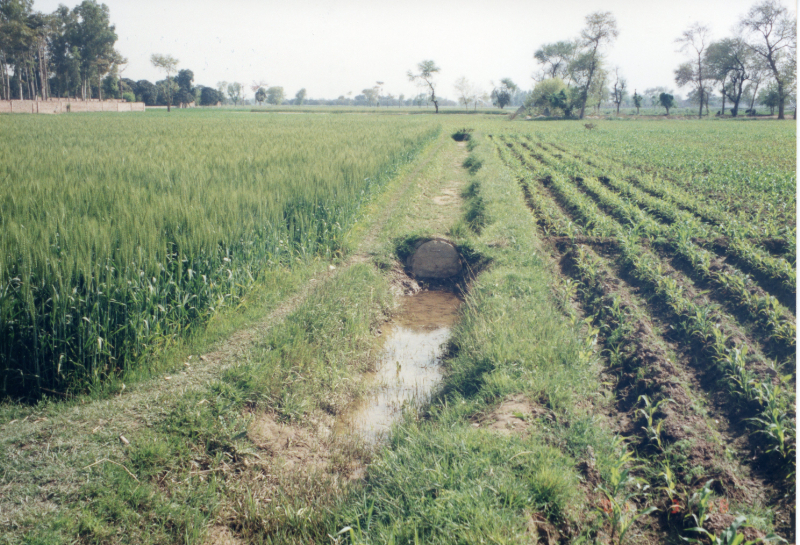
336, 290, 461, 440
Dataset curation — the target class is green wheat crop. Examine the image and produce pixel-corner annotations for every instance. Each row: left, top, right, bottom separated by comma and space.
0, 111, 439, 397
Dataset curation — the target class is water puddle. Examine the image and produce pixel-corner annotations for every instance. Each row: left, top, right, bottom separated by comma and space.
336, 290, 462, 441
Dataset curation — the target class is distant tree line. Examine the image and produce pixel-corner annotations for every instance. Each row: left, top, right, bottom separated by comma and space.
3, 0, 793, 117
524, 0, 795, 119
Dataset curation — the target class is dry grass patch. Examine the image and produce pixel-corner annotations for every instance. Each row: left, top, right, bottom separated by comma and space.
474, 394, 553, 436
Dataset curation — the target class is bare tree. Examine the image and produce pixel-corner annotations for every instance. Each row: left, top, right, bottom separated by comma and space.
738, 0, 797, 119
374, 81, 383, 106
675, 23, 711, 118
611, 67, 627, 114
744, 63, 769, 112
408, 60, 441, 113
454, 76, 473, 111
150, 53, 178, 111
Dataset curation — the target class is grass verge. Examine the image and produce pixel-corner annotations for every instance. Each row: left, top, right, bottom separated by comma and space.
315, 127, 628, 543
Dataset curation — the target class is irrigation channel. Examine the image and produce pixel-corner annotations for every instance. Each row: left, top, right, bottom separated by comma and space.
336, 289, 462, 440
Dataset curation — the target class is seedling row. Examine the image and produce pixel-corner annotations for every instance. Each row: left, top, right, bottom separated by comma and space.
492, 133, 795, 541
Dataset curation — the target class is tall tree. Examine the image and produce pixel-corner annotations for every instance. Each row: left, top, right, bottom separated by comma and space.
408, 60, 441, 113
738, 0, 796, 119
226, 81, 242, 105
0, 0, 35, 99
295, 87, 306, 105
70, 1, 119, 100
706, 38, 751, 116
490, 78, 517, 109
533, 40, 577, 82
48, 5, 79, 98
266, 86, 284, 105
150, 53, 177, 111
575, 11, 619, 119
675, 23, 711, 118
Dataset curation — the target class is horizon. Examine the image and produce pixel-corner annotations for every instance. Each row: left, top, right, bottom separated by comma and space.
25, 0, 798, 102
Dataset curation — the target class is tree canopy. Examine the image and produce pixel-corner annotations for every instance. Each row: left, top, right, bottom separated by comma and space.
0, 0, 122, 100
738, 0, 797, 119
408, 60, 441, 113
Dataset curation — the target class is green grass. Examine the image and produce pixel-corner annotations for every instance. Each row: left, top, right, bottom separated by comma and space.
3, 114, 795, 544
314, 126, 621, 543
6, 263, 393, 545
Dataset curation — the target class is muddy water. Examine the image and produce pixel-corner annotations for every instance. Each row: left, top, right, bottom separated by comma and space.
336, 290, 462, 441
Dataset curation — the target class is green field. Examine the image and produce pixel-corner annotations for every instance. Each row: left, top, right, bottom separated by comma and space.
0, 112, 438, 396
0, 112, 795, 544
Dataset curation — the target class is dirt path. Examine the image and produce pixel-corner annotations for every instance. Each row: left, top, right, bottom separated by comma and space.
205, 136, 472, 542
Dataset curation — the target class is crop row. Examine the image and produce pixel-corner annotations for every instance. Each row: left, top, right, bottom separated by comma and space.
535, 122, 796, 230
494, 138, 796, 471
523, 141, 796, 354
498, 133, 787, 538
515, 138, 796, 325
522, 137, 796, 299
492, 138, 576, 237
499, 130, 726, 536
558, 140, 797, 282
567, 243, 740, 540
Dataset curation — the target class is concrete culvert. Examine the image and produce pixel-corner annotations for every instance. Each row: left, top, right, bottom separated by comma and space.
409, 239, 463, 279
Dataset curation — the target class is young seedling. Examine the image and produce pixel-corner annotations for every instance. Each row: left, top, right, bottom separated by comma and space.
596, 438, 658, 545
685, 514, 788, 545
637, 395, 673, 451
685, 480, 715, 533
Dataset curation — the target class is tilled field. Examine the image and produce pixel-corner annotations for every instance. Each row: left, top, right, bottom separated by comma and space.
491, 131, 796, 541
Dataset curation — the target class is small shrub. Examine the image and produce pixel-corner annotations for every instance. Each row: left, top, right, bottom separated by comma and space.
463, 154, 483, 175
122, 91, 136, 103
464, 195, 486, 233
466, 138, 479, 152
452, 128, 473, 142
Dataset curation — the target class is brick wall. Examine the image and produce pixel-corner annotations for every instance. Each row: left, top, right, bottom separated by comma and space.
0, 99, 146, 114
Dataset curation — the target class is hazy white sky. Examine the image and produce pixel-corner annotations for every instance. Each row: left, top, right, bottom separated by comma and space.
34, 0, 796, 100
